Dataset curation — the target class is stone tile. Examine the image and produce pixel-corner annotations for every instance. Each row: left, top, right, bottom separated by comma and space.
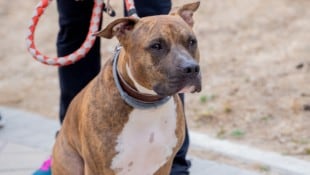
190, 157, 260, 175
0, 106, 59, 152
0, 143, 49, 171
1, 142, 39, 153
0, 170, 34, 175
190, 132, 310, 175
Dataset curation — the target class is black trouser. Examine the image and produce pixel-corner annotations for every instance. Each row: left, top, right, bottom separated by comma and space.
56, 0, 190, 174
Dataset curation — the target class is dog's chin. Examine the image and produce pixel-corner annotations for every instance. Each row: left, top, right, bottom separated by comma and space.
153, 78, 202, 96
178, 85, 201, 93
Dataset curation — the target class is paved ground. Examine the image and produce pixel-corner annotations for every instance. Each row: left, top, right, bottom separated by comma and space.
0, 106, 261, 175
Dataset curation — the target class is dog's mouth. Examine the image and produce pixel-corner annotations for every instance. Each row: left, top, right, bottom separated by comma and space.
153, 74, 202, 96
178, 85, 198, 93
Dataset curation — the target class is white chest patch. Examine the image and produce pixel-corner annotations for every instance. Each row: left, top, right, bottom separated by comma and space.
111, 99, 178, 175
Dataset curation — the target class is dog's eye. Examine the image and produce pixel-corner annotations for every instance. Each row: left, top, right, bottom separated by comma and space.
150, 43, 163, 50
189, 38, 197, 47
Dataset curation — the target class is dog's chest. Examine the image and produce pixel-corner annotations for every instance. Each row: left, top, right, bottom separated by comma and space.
110, 99, 178, 175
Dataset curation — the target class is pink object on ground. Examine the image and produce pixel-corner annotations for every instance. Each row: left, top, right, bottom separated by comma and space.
39, 157, 52, 171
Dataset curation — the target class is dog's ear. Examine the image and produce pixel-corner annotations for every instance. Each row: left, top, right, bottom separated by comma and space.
170, 1, 200, 27
94, 17, 139, 40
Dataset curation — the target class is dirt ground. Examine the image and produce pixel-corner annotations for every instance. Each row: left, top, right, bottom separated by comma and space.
0, 0, 309, 166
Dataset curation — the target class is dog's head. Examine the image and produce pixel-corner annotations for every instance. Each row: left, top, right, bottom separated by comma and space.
95, 2, 201, 96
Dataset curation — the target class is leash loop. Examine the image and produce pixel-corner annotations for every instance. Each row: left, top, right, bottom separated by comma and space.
26, 0, 104, 66
26, 0, 137, 66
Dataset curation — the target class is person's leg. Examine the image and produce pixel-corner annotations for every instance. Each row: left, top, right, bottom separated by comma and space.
125, 1, 191, 174
0, 112, 4, 128
124, 0, 171, 17
33, 1, 101, 174
57, 0, 101, 123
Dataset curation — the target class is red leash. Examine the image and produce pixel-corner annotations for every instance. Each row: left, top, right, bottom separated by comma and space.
26, 0, 137, 66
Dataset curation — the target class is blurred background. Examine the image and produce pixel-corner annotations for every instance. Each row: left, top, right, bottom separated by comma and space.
0, 0, 309, 173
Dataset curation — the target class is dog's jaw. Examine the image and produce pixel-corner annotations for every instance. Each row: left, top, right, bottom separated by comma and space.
125, 63, 158, 95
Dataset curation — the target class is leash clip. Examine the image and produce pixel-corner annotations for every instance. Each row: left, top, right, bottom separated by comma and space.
103, 0, 116, 17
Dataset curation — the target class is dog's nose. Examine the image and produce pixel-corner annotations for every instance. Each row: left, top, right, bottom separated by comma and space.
182, 63, 200, 76
183, 64, 200, 74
